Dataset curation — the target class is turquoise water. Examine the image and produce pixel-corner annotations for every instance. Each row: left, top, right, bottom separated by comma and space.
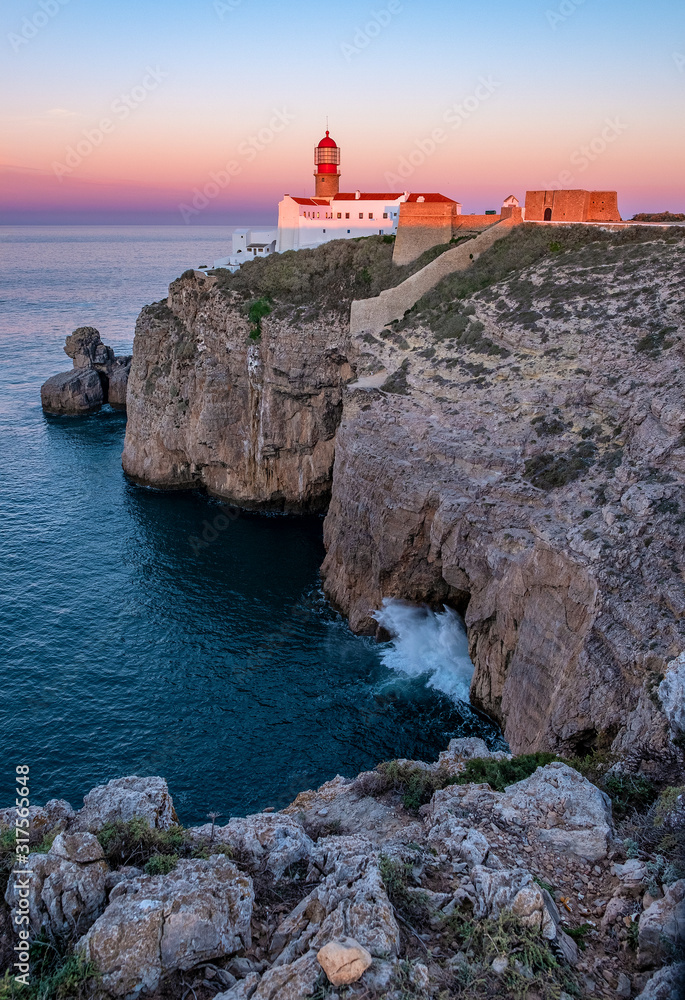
0, 227, 502, 824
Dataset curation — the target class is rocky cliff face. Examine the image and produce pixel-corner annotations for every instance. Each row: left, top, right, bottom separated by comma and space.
122, 228, 685, 757
324, 235, 685, 755
122, 276, 350, 510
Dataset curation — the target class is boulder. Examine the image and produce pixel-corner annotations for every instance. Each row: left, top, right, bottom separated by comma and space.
189, 812, 313, 880
64, 327, 114, 368
437, 738, 510, 776
215, 973, 261, 999
268, 836, 399, 968
78, 856, 253, 997
317, 937, 372, 986
251, 951, 320, 1000
40, 368, 103, 415
107, 362, 130, 409
5, 832, 108, 943
638, 879, 685, 969
285, 774, 423, 845
74, 775, 177, 833
494, 762, 613, 861
0, 799, 74, 844
635, 963, 685, 1000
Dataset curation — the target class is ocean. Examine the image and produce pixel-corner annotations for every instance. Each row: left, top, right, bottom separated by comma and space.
0, 226, 502, 824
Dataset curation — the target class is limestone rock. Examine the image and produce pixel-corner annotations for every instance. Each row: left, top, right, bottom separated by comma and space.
660, 653, 685, 736
5, 832, 108, 943
215, 973, 261, 1000
78, 856, 253, 997
122, 281, 351, 510
251, 951, 321, 1000
638, 880, 685, 969
64, 327, 114, 368
188, 813, 313, 879
40, 368, 104, 415
316, 937, 372, 986
613, 859, 649, 896
0, 799, 74, 843
437, 737, 510, 775
494, 762, 613, 861
107, 362, 130, 409
74, 775, 177, 833
635, 963, 685, 1000
268, 837, 399, 968
41, 327, 131, 414
284, 773, 423, 844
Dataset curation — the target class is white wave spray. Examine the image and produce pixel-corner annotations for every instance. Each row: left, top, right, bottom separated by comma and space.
373, 598, 474, 703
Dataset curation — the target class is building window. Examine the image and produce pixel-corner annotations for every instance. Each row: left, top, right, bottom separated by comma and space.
359, 213, 363, 219
347, 229, 351, 234
379, 230, 383, 235
345, 213, 350, 219
323, 229, 326, 233
383, 213, 388, 219
369, 213, 373, 219
317, 212, 320, 219
337, 213, 341, 219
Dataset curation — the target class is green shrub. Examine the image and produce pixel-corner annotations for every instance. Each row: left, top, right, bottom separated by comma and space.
443, 911, 578, 999
0, 949, 99, 1000
455, 753, 559, 792
603, 772, 657, 820
144, 853, 179, 876
247, 296, 272, 339
97, 817, 187, 869
523, 442, 597, 490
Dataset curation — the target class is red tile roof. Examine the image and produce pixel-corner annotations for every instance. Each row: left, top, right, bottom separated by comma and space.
405, 193, 457, 203
332, 192, 405, 201
289, 197, 330, 205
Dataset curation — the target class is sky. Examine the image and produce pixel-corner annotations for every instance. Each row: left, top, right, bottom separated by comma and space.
1, 0, 684, 224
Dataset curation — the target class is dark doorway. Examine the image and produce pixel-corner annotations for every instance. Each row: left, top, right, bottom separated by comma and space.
544, 207, 553, 221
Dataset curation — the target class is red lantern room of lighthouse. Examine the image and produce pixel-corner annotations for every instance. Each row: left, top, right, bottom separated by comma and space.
314, 130, 341, 198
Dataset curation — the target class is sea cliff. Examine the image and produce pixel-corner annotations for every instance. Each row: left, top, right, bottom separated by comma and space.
122, 226, 685, 762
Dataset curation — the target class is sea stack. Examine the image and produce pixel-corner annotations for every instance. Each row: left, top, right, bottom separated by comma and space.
41, 326, 131, 415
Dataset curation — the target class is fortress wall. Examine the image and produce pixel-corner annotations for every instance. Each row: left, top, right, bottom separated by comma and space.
393, 202, 456, 265
587, 191, 621, 222
525, 190, 620, 223
454, 215, 502, 230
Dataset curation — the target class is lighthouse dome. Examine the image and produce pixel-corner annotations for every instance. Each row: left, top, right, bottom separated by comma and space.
318, 130, 337, 148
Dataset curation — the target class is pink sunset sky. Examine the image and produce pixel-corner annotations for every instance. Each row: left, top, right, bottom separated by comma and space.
1, 0, 684, 224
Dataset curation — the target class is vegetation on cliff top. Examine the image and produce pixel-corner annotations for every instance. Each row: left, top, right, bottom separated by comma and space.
209, 233, 474, 318
398, 222, 685, 342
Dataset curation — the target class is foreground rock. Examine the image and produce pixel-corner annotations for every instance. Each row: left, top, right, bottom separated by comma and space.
77, 856, 253, 997
73, 775, 177, 832
2, 746, 684, 999
41, 326, 131, 414
5, 832, 108, 943
317, 937, 373, 986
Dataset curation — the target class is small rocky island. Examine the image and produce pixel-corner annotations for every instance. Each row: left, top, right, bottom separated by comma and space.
41, 327, 131, 415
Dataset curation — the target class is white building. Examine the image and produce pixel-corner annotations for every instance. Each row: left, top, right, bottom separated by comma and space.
277, 191, 408, 251
196, 227, 277, 275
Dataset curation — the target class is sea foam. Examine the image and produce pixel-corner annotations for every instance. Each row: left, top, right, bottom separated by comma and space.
373, 598, 474, 703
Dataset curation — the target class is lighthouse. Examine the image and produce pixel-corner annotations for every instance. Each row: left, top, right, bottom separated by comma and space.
314, 130, 340, 198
